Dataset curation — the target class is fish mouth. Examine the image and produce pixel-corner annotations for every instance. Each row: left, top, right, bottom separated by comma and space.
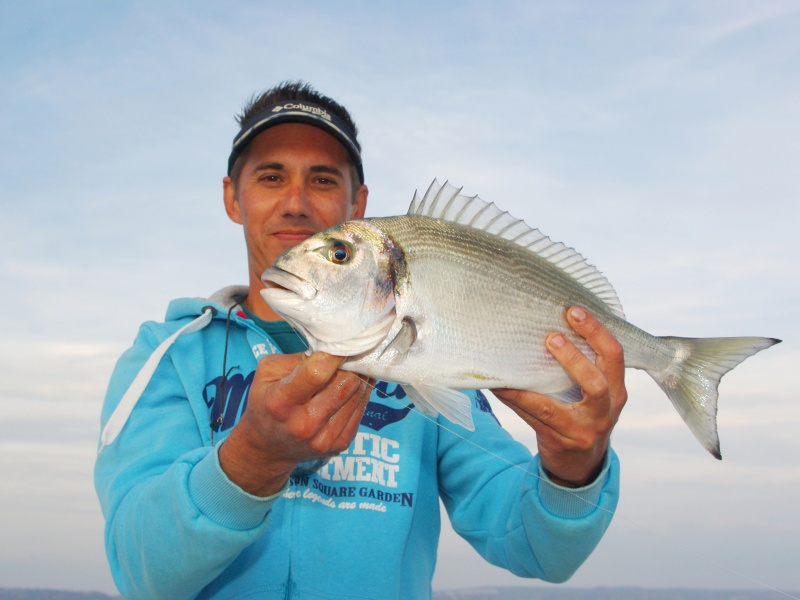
261, 267, 317, 300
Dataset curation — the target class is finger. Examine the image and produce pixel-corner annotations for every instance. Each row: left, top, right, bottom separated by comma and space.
326, 378, 372, 452
283, 352, 347, 403
309, 369, 365, 412
255, 352, 305, 383
308, 376, 370, 454
565, 307, 626, 402
544, 331, 609, 405
250, 353, 348, 426
270, 372, 362, 451
493, 387, 565, 433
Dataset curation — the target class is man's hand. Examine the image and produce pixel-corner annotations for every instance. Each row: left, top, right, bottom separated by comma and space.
219, 352, 371, 497
492, 306, 627, 488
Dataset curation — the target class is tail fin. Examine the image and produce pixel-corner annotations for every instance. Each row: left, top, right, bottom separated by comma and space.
649, 336, 781, 459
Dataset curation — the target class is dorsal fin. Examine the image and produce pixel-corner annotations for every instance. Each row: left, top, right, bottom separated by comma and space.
408, 179, 625, 319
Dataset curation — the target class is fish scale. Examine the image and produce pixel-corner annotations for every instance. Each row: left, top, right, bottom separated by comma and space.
261, 180, 780, 458
373, 217, 616, 380
365, 214, 607, 385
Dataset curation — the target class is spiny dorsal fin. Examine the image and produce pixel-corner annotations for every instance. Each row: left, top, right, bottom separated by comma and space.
408, 179, 625, 319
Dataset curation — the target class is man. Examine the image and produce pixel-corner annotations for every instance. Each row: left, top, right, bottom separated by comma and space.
95, 81, 626, 599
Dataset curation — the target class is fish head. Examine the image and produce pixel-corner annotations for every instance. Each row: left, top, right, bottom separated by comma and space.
261, 220, 401, 357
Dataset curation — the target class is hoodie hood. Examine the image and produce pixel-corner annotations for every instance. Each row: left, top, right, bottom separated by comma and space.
99, 285, 251, 453
164, 285, 250, 322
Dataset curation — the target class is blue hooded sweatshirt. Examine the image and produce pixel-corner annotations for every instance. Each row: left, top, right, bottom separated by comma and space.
94, 286, 619, 600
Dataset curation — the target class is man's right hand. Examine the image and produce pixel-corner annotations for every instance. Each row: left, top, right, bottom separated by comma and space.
218, 352, 371, 497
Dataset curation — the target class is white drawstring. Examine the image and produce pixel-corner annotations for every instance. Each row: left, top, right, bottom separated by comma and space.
98, 308, 215, 454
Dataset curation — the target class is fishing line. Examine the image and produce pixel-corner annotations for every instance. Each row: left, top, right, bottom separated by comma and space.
273, 313, 795, 597
351, 375, 799, 600
277, 315, 795, 596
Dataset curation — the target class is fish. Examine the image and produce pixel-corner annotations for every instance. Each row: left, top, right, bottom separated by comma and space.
260, 180, 781, 459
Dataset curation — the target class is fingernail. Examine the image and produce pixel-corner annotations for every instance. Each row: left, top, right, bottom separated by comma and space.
569, 306, 587, 322
548, 333, 566, 349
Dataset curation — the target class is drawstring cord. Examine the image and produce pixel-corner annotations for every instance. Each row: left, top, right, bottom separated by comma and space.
210, 295, 246, 445
98, 307, 216, 454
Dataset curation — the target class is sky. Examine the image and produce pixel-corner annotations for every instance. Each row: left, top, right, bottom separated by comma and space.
1, 0, 799, 596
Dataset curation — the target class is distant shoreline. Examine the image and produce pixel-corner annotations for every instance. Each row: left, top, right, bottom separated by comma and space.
432, 587, 800, 600
2, 587, 798, 600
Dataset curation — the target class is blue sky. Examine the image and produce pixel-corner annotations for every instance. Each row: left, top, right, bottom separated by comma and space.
1, 1, 798, 595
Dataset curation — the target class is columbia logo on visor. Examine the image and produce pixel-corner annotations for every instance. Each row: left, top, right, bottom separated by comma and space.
270, 103, 333, 122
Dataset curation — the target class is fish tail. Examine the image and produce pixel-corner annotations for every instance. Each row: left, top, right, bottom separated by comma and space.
648, 336, 781, 459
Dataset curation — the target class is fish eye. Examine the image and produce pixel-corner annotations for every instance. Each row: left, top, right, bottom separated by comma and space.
327, 242, 351, 265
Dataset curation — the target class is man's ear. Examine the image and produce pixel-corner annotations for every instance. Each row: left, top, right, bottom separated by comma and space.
351, 184, 368, 220
223, 176, 243, 224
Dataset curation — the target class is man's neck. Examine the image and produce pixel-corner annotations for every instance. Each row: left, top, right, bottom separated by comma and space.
243, 274, 283, 321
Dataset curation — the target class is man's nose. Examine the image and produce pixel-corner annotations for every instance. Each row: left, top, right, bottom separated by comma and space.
281, 182, 310, 216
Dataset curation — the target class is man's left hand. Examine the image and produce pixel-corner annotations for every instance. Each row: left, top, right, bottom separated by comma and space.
492, 306, 627, 488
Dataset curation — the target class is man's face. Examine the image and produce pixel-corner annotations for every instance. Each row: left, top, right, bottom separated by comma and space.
224, 123, 368, 288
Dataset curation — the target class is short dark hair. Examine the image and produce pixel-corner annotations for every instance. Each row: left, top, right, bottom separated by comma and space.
229, 81, 362, 185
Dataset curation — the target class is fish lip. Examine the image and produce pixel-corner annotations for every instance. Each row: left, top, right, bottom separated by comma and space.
261, 267, 317, 300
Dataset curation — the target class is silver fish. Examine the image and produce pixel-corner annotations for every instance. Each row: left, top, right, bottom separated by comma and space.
261, 180, 780, 458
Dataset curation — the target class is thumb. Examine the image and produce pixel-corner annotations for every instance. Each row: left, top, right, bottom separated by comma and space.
279, 352, 347, 399
255, 352, 305, 383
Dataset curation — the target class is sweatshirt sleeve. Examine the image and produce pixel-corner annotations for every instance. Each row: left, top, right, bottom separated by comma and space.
93, 323, 283, 600
437, 392, 620, 583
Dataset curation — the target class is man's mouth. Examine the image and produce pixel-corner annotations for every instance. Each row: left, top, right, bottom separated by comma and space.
272, 228, 317, 243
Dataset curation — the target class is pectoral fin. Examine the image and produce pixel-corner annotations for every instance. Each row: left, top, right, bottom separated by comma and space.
378, 317, 417, 364
402, 383, 475, 431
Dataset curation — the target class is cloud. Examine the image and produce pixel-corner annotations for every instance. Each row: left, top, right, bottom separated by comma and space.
1, 1, 799, 594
